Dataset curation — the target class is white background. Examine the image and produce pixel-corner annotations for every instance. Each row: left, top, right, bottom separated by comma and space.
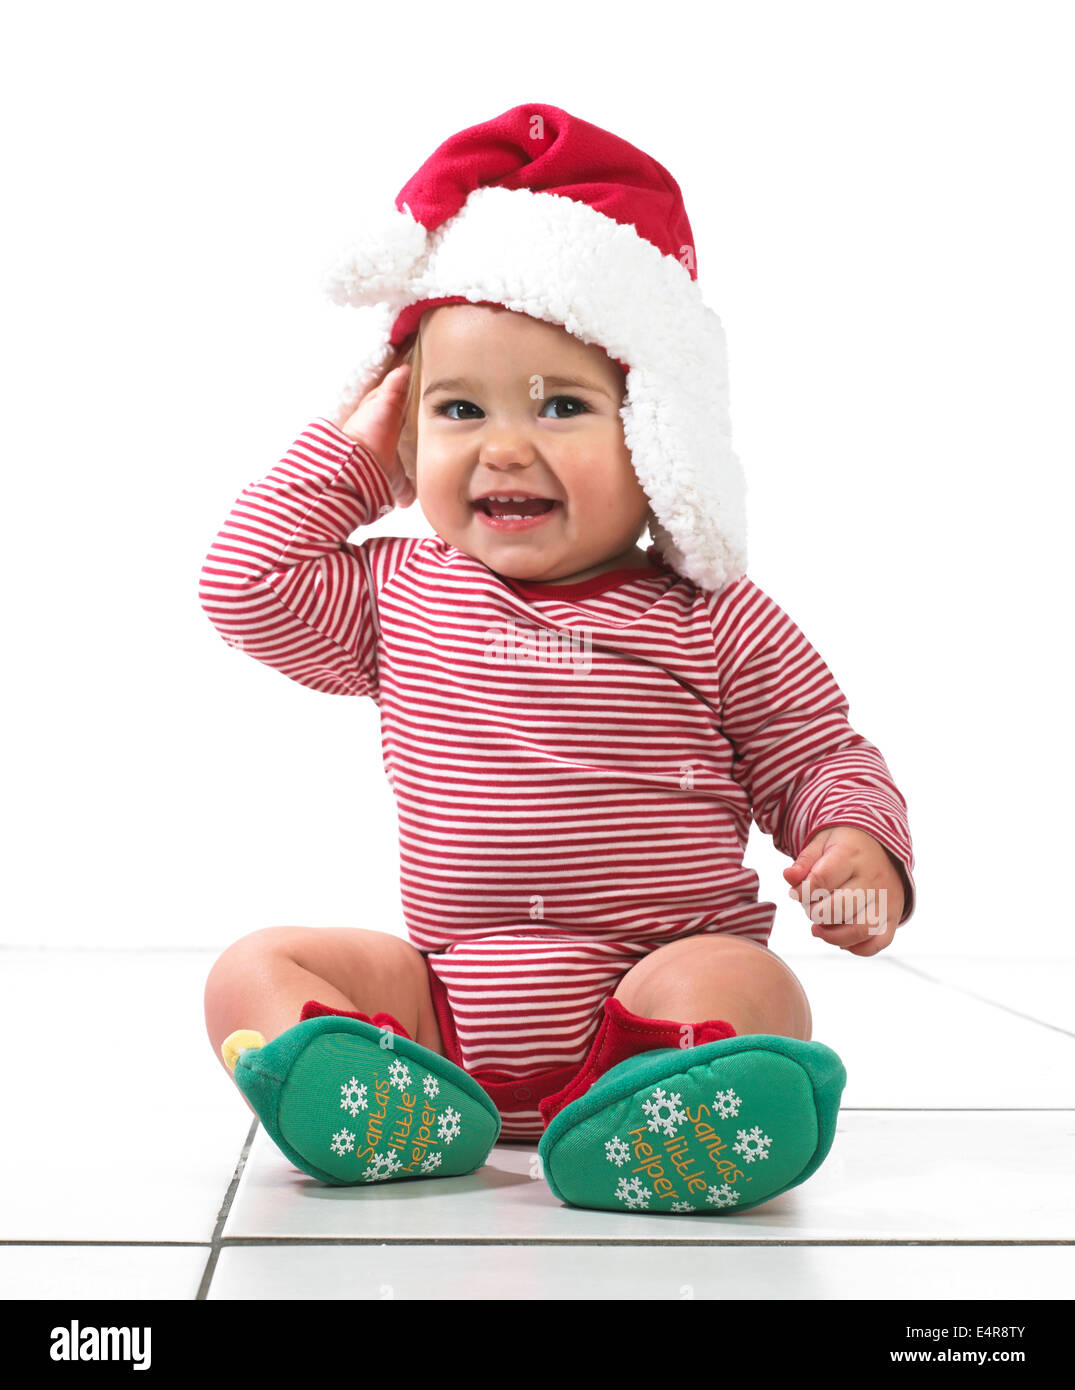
2, 0, 1071, 957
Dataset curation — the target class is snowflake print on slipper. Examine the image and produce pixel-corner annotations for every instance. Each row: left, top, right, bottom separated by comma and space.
734, 1126, 773, 1163
538, 1034, 846, 1216
388, 1058, 413, 1091
614, 1176, 652, 1211
712, 1088, 741, 1119
226, 1014, 500, 1186
330, 1129, 355, 1157
362, 1149, 403, 1182
436, 1107, 462, 1144
706, 1183, 740, 1208
604, 1135, 631, 1167
340, 1077, 368, 1117
641, 1087, 688, 1138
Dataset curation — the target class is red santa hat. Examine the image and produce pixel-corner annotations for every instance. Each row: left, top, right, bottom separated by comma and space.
321, 103, 746, 593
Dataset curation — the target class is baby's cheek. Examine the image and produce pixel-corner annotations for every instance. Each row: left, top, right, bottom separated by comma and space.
416, 472, 465, 528
609, 496, 654, 541
571, 478, 643, 527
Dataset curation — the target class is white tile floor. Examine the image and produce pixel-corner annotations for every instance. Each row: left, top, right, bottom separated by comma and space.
2, 948, 1073, 1300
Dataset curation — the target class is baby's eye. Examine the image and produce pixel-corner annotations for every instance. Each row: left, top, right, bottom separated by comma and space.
539, 395, 590, 419
432, 400, 482, 420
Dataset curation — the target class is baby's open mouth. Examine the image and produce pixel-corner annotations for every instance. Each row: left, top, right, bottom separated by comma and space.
473, 496, 559, 518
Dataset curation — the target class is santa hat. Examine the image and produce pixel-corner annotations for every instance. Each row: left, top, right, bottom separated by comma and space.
320, 103, 746, 593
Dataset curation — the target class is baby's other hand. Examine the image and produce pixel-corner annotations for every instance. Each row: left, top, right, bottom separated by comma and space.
783, 825, 905, 956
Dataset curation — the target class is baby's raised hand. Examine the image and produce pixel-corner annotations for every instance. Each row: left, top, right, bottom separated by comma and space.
782, 825, 906, 956
337, 350, 416, 508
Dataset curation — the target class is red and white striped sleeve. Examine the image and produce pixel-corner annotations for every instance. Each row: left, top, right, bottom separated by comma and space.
709, 575, 917, 923
197, 418, 397, 699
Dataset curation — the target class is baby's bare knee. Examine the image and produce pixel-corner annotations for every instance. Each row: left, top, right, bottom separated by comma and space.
615, 934, 812, 1038
204, 925, 432, 1045
205, 925, 299, 1001
623, 934, 764, 990
204, 927, 286, 1037
207, 925, 421, 997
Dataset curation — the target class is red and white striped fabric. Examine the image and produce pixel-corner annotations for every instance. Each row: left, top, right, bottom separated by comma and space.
199, 419, 915, 1138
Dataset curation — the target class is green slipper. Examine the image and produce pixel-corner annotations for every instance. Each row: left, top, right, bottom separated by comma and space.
537, 1034, 845, 1214
229, 1015, 501, 1185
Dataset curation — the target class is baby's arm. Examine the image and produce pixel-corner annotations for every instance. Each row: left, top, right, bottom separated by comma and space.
197, 364, 412, 699
710, 577, 915, 955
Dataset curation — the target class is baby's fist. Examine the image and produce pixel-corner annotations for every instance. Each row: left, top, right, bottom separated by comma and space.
783, 825, 906, 956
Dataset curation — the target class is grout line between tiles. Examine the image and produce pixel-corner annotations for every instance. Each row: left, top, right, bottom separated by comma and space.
886, 958, 1075, 1038
213, 1237, 1073, 1248
2, 1239, 1071, 1261
0, 1241, 209, 1248
0, 944, 220, 955
195, 1116, 259, 1301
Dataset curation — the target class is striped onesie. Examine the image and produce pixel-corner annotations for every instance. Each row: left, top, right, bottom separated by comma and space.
199, 418, 915, 1140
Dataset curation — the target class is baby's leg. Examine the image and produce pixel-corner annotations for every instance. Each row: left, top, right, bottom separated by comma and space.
206, 928, 501, 1186
613, 935, 811, 1040
204, 925, 445, 1075
540, 938, 841, 1216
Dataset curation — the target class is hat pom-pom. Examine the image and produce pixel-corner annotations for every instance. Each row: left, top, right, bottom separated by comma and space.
321, 203, 428, 308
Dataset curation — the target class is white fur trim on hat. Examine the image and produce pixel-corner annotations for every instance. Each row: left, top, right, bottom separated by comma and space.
321, 204, 428, 307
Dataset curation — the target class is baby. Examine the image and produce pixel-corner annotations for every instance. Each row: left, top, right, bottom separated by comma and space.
200, 105, 914, 1215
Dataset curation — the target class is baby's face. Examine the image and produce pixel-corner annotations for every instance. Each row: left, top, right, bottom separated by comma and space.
401, 305, 652, 584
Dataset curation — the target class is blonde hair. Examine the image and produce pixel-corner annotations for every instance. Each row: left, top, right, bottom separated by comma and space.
395, 324, 423, 483
401, 327, 423, 421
